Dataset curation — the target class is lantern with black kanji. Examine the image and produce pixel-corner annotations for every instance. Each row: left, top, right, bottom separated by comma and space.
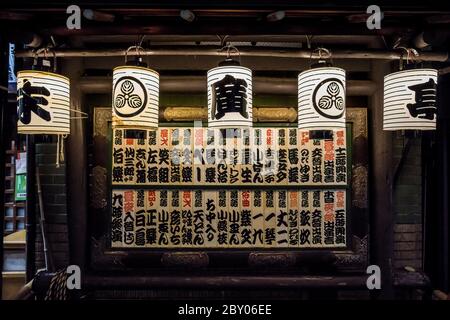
383, 68, 438, 130
207, 58, 253, 128
17, 70, 70, 135
112, 48, 159, 128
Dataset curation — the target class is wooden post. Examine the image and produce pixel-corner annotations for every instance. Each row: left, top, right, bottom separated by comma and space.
25, 136, 36, 281
63, 58, 88, 271
425, 72, 450, 292
0, 36, 10, 299
369, 61, 394, 298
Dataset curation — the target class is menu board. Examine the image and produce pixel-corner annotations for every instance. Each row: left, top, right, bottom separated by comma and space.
111, 189, 347, 249
111, 127, 348, 186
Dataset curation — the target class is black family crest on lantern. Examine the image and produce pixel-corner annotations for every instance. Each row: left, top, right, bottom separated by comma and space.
312, 78, 345, 120
17, 79, 51, 124
407, 78, 437, 120
211, 74, 249, 120
113, 76, 148, 118
112, 46, 160, 128
298, 48, 346, 130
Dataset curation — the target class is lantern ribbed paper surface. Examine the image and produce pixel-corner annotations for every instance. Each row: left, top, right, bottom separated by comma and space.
112, 66, 159, 128
207, 65, 252, 128
17, 70, 70, 135
383, 68, 438, 130
298, 67, 346, 130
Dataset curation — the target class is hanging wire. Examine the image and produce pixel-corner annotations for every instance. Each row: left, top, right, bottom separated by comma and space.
216, 35, 230, 48
138, 35, 146, 47
305, 35, 313, 49
56, 135, 60, 167
397, 46, 409, 70
381, 35, 389, 49
55, 134, 69, 168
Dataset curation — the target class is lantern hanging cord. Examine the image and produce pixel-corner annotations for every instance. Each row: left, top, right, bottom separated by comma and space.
55, 134, 68, 168
217, 35, 230, 48
138, 35, 146, 47
305, 35, 313, 49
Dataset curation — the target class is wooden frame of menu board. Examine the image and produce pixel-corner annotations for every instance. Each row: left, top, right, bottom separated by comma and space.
88, 107, 368, 273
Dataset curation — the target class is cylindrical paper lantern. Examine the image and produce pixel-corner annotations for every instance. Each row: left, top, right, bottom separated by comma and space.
298, 67, 346, 130
112, 65, 159, 128
207, 60, 252, 128
383, 68, 438, 130
17, 70, 70, 135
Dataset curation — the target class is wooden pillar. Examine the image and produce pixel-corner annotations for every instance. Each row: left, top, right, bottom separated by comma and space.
25, 136, 36, 281
0, 36, 10, 299
437, 73, 449, 292
369, 61, 394, 298
63, 58, 88, 271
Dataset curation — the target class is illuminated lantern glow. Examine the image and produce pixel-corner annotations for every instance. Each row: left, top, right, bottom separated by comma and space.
298, 67, 346, 130
17, 70, 70, 135
383, 68, 438, 130
112, 65, 159, 128
207, 59, 253, 128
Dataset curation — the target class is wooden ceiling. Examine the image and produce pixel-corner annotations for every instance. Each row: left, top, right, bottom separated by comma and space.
2, 1, 450, 51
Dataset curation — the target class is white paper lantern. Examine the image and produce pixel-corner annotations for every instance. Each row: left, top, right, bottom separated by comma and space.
207, 62, 252, 128
17, 70, 70, 135
298, 67, 346, 130
112, 66, 159, 128
383, 68, 438, 130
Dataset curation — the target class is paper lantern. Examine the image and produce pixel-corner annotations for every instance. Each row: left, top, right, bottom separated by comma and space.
298, 67, 346, 130
207, 59, 252, 128
383, 68, 438, 130
17, 70, 70, 135
112, 65, 159, 128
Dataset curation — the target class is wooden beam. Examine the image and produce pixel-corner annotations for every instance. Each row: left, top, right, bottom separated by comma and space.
78, 76, 377, 96
0, 36, 10, 299
64, 59, 88, 272
16, 47, 448, 62
83, 275, 369, 289
369, 61, 394, 299
9, 19, 415, 36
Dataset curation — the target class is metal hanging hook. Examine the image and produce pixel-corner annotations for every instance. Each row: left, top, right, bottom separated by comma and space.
397, 47, 420, 70
33, 47, 57, 72
217, 41, 241, 63
217, 35, 229, 48
125, 45, 145, 63
309, 47, 332, 68
409, 48, 420, 64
